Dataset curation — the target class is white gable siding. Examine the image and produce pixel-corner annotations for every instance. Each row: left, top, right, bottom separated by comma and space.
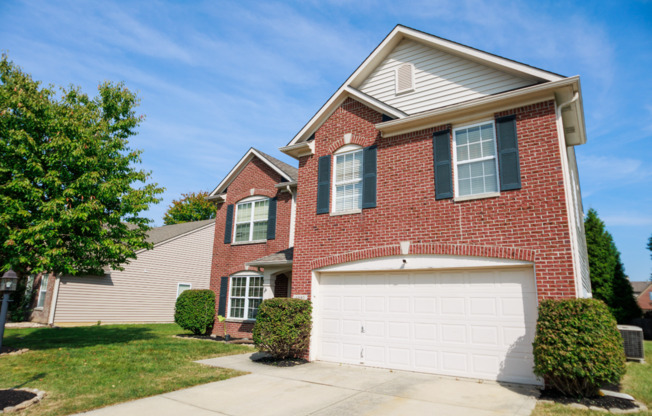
53, 224, 214, 324
358, 39, 537, 115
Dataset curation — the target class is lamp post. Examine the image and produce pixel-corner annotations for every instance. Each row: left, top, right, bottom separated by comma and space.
0, 270, 18, 351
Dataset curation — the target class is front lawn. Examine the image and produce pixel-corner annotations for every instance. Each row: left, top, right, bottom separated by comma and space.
533, 341, 652, 415
0, 323, 251, 415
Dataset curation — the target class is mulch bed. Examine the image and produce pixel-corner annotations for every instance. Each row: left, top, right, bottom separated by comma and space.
540, 389, 638, 410
0, 389, 36, 410
251, 355, 308, 367
173, 334, 254, 345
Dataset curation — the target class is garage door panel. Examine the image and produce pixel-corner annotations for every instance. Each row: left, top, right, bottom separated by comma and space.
316, 267, 538, 384
414, 349, 438, 369
469, 297, 497, 316
388, 296, 411, 313
342, 319, 362, 336
413, 297, 436, 314
364, 296, 385, 312
414, 322, 437, 341
471, 325, 499, 345
440, 297, 466, 315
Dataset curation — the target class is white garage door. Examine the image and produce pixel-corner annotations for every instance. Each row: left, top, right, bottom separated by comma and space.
316, 267, 538, 384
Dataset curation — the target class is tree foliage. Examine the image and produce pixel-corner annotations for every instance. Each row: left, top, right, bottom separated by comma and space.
0, 54, 164, 278
584, 208, 641, 323
648, 234, 652, 280
163, 191, 215, 225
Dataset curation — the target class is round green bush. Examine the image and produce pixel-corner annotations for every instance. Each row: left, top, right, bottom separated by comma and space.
174, 289, 216, 335
252, 298, 312, 359
533, 298, 626, 397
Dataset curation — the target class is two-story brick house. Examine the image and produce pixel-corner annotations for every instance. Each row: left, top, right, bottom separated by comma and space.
208, 25, 590, 385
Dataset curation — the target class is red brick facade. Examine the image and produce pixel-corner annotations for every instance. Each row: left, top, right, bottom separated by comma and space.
210, 157, 293, 338
290, 98, 576, 301
637, 285, 652, 312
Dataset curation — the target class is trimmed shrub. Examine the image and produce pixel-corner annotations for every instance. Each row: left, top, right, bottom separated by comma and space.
174, 289, 215, 335
533, 298, 626, 397
253, 298, 312, 359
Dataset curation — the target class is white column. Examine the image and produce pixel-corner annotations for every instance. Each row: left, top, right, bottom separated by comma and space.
262, 270, 274, 300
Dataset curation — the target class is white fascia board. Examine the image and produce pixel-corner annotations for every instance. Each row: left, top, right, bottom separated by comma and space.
209, 148, 293, 197
377, 76, 582, 138
286, 25, 563, 147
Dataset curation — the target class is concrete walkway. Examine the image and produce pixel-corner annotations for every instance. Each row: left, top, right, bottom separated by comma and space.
78, 352, 539, 416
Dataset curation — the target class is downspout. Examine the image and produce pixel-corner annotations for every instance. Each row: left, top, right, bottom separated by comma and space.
47, 275, 61, 325
555, 92, 579, 121
554, 92, 583, 298
286, 185, 297, 247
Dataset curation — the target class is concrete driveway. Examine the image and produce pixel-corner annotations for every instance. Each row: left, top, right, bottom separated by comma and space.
78, 352, 539, 416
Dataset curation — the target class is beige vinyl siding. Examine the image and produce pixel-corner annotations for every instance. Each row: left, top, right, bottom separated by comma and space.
53, 224, 214, 323
358, 39, 538, 115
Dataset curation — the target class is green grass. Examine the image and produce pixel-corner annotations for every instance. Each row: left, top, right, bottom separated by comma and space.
0, 323, 252, 415
533, 341, 652, 415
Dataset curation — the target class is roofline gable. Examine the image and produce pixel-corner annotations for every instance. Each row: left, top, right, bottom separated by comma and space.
209, 148, 294, 197
283, 24, 565, 150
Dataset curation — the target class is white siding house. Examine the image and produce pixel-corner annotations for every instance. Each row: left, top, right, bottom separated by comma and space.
45, 219, 215, 325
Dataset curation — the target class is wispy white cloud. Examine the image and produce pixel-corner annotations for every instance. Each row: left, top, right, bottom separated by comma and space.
602, 213, 652, 227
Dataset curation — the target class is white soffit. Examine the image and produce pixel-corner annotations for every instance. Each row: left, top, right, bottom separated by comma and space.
284, 25, 564, 148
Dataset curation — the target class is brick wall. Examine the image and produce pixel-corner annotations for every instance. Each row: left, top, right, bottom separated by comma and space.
291, 97, 576, 301
210, 157, 293, 338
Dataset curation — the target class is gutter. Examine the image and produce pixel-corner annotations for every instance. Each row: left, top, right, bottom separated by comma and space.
375, 76, 581, 138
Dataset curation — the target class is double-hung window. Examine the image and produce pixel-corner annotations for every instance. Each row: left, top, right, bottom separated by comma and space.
229, 275, 264, 320
234, 198, 268, 242
454, 121, 499, 197
333, 147, 363, 212
36, 275, 48, 308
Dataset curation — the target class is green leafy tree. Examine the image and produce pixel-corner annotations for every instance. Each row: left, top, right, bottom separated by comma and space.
648, 234, 652, 280
0, 54, 164, 281
163, 191, 215, 225
584, 208, 641, 322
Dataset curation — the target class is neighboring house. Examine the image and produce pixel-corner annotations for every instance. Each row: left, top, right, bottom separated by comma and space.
208, 25, 590, 385
631, 281, 652, 312
29, 219, 215, 325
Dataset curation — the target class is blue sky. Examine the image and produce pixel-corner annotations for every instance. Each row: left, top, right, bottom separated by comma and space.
1, 1, 650, 280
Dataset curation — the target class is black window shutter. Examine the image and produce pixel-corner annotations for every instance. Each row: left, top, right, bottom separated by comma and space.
433, 129, 453, 200
267, 197, 277, 240
316, 155, 331, 214
223, 204, 234, 244
218, 276, 228, 317
496, 115, 521, 191
362, 145, 377, 209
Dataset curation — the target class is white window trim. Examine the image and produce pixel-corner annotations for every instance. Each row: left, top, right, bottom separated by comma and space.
332, 146, 363, 214
226, 274, 264, 321
233, 196, 269, 243
36, 275, 48, 309
395, 63, 415, 95
452, 119, 501, 200
176, 283, 192, 298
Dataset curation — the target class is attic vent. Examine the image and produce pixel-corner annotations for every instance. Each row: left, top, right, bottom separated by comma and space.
396, 63, 414, 94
